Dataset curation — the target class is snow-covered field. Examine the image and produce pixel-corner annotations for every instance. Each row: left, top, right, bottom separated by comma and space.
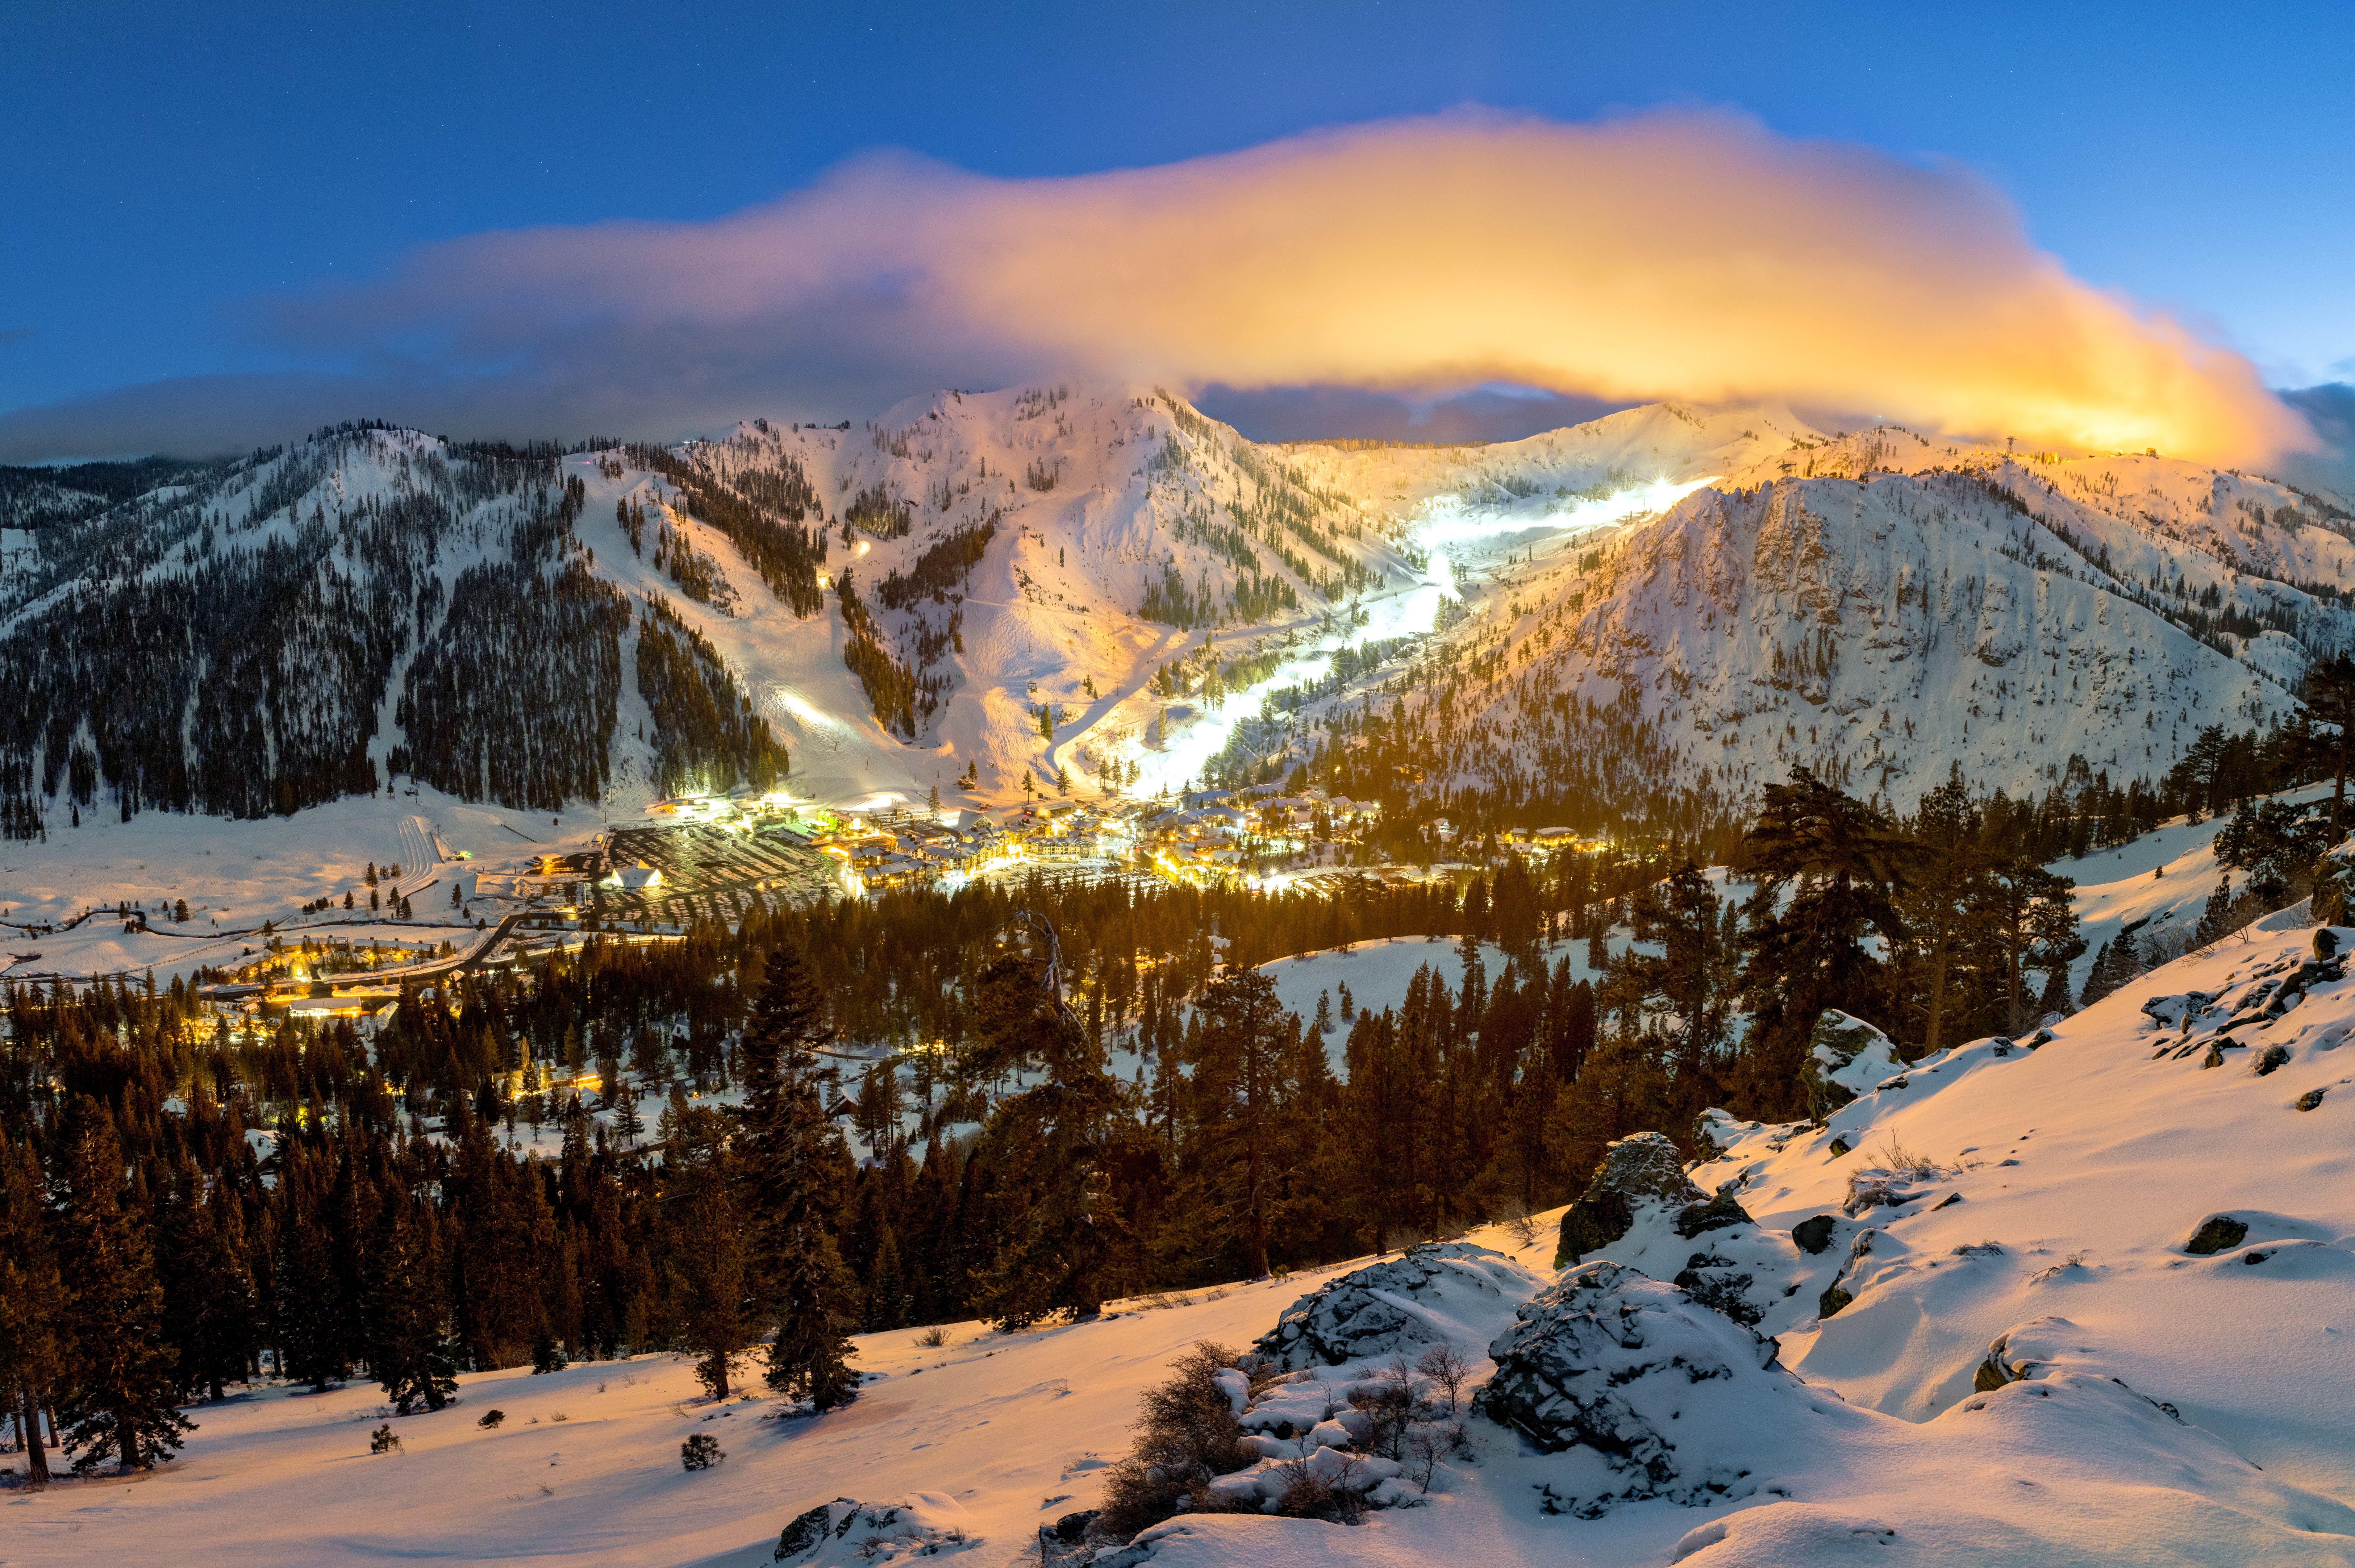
0, 784, 600, 984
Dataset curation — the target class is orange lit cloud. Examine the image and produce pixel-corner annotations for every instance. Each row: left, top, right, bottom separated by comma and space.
5, 110, 2316, 464
929, 111, 2304, 462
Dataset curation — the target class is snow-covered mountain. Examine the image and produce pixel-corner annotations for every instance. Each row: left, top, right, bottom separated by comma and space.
3, 386, 2351, 843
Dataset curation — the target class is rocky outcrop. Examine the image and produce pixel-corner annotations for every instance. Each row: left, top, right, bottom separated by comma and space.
1672, 1250, 1763, 1325
1474, 1261, 1788, 1516
1801, 1011, 1904, 1119
1672, 1187, 1755, 1240
1250, 1242, 1534, 1371
1973, 1331, 2032, 1392
1818, 1229, 1878, 1319
774, 1495, 974, 1565
1555, 1132, 1707, 1266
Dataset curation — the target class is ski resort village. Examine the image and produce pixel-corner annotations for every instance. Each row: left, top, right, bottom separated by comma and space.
6, 10, 2355, 1568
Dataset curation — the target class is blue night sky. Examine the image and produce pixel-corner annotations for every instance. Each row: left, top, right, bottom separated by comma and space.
3, 1, 2349, 457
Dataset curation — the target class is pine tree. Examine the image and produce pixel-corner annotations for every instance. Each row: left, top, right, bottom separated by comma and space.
0, 1135, 68, 1487
2080, 940, 2118, 1007
155, 1156, 256, 1403
969, 946, 1131, 1328
2195, 877, 2236, 947
2301, 653, 2355, 836
660, 1101, 755, 1399
1185, 967, 1293, 1278
273, 1156, 348, 1393
1734, 768, 1915, 1119
740, 945, 859, 1409
52, 1102, 192, 1472
362, 1195, 457, 1414
613, 1082, 645, 1149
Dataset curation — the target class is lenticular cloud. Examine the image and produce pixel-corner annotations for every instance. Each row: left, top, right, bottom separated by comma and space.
26, 109, 2322, 462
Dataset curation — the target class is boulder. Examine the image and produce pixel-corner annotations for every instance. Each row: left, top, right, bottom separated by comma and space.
775, 1495, 973, 1566
1555, 1132, 1706, 1266
1800, 1010, 1904, 1119
1473, 1261, 1789, 1516
1972, 1332, 2031, 1392
1672, 1187, 1755, 1240
2184, 1215, 2249, 1255
1039, 1511, 1101, 1568
1251, 1241, 1535, 1371
1672, 1250, 1762, 1325
1817, 1229, 1877, 1319
1790, 1214, 1839, 1255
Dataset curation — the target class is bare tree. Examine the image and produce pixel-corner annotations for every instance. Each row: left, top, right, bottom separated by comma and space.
1415, 1342, 1472, 1413
1403, 1422, 1457, 1493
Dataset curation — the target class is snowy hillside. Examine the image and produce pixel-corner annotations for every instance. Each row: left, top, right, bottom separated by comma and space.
24, 911, 2355, 1565
1270, 410, 2355, 817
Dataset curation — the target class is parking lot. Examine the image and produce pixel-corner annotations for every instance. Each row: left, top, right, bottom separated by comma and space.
600, 822, 840, 924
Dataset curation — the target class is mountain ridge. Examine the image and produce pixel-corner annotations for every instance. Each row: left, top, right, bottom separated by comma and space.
3, 386, 2351, 844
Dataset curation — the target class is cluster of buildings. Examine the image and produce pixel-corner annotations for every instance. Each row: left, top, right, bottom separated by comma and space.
769, 781, 1391, 895
459, 784, 1599, 912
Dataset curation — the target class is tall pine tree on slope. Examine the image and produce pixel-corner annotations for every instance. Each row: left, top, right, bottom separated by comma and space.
661, 1099, 757, 1400
741, 944, 859, 1410
1735, 768, 1916, 1118
52, 1100, 191, 1473
273, 1148, 348, 1393
1185, 966, 1296, 1281
968, 948, 1131, 1328
156, 1153, 257, 1405
0, 1134, 67, 1487
363, 1194, 458, 1415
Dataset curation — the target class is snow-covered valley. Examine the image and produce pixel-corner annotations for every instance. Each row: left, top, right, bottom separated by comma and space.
16, 896, 2355, 1566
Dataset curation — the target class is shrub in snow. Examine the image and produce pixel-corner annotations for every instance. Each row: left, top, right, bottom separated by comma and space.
1473, 1261, 1789, 1516
369, 1423, 400, 1455
477, 1408, 504, 1429
773, 1494, 974, 1565
1199, 1350, 1472, 1519
1801, 1010, 1904, 1118
1094, 1342, 1253, 1543
681, 1432, 725, 1470
1251, 1242, 1534, 1371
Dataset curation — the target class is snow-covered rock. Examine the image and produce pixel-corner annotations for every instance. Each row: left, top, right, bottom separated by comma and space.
1801, 1009, 1904, 1117
1249, 1242, 1541, 1372
1474, 1261, 1791, 1516
1554, 1131, 1711, 1265
773, 1494, 977, 1565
